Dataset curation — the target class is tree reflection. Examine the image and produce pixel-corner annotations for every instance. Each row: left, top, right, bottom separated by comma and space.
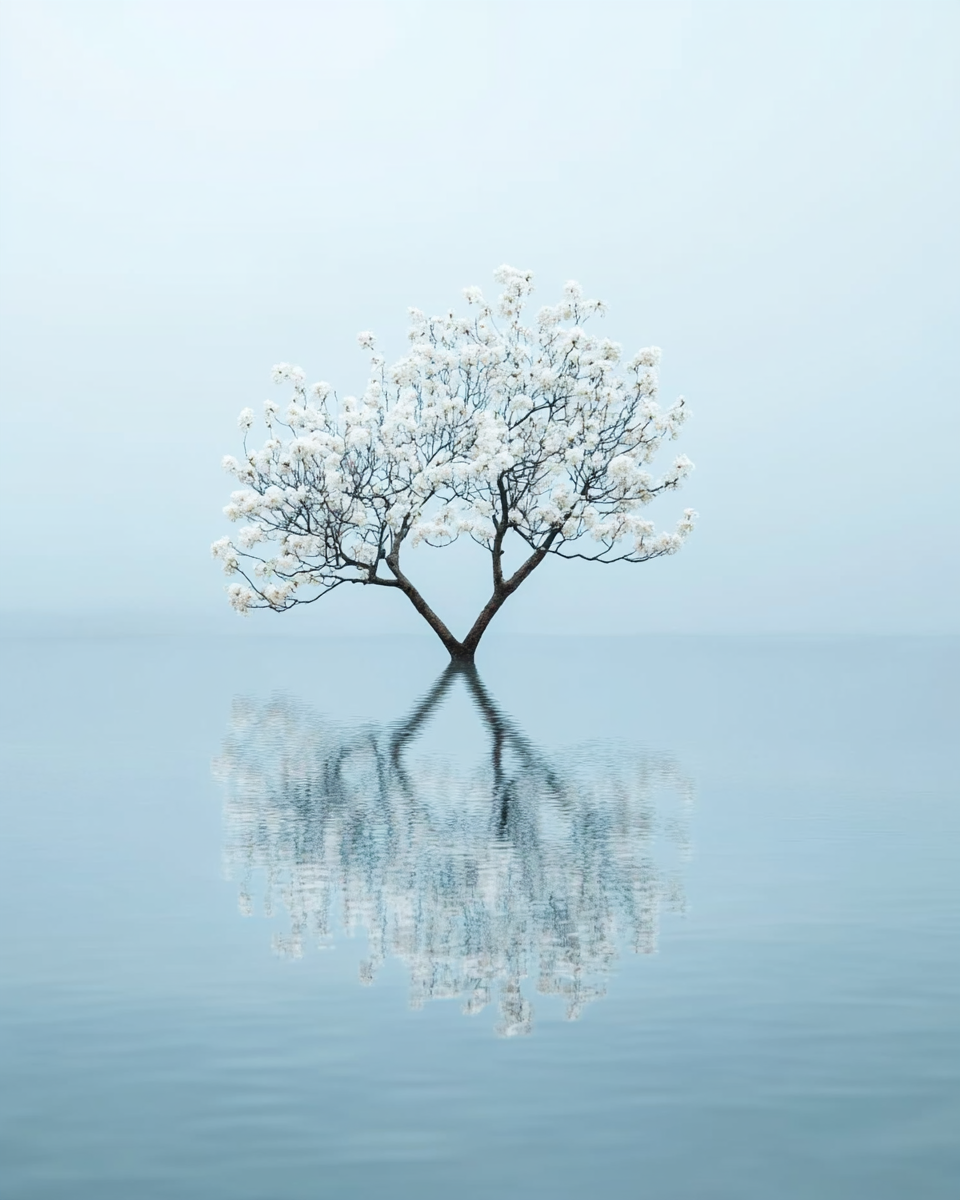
214, 664, 694, 1036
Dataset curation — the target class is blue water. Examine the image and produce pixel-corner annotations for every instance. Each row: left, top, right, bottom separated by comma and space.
1, 634, 957, 1198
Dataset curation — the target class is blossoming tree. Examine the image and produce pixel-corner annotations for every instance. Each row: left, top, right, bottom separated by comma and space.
213, 266, 696, 661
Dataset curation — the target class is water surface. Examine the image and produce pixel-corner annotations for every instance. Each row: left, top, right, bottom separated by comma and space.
2, 634, 957, 1197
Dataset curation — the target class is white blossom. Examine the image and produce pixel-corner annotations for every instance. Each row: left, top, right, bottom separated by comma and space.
227, 583, 255, 613
215, 267, 696, 651
631, 347, 662, 369
211, 536, 239, 575
271, 363, 305, 386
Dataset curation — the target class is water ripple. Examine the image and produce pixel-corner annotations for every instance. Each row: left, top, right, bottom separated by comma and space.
214, 663, 695, 1035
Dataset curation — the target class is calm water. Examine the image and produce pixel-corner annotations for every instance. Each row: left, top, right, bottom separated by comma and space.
1, 633, 957, 1198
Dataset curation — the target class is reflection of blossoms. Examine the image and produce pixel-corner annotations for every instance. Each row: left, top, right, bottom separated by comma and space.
214, 666, 694, 1036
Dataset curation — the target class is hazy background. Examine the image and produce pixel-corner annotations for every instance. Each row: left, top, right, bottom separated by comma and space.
1, 0, 957, 638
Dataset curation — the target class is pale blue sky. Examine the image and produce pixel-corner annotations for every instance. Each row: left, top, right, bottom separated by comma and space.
1, 1, 957, 635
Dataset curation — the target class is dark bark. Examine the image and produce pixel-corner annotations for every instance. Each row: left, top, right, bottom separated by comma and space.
384, 528, 559, 663
384, 545, 466, 659
460, 532, 558, 657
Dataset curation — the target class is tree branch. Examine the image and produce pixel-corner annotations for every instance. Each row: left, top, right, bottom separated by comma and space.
385, 541, 466, 658
460, 528, 559, 657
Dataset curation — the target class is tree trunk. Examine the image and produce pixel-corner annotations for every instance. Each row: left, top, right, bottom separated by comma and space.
385, 549, 467, 659
459, 537, 556, 658
386, 532, 557, 663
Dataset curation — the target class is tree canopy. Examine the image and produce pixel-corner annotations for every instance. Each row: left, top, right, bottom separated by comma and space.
213, 266, 696, 659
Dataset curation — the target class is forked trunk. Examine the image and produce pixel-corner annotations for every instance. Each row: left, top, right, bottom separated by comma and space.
387, 533, 556, 662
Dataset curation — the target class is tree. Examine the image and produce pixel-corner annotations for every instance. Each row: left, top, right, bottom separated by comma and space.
213, 266, 696, 661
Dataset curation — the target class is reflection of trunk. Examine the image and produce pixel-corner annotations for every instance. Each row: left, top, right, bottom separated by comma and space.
388, 661, 561, 810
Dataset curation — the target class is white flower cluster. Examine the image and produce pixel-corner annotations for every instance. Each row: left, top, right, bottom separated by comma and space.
214, 266, 696, 613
